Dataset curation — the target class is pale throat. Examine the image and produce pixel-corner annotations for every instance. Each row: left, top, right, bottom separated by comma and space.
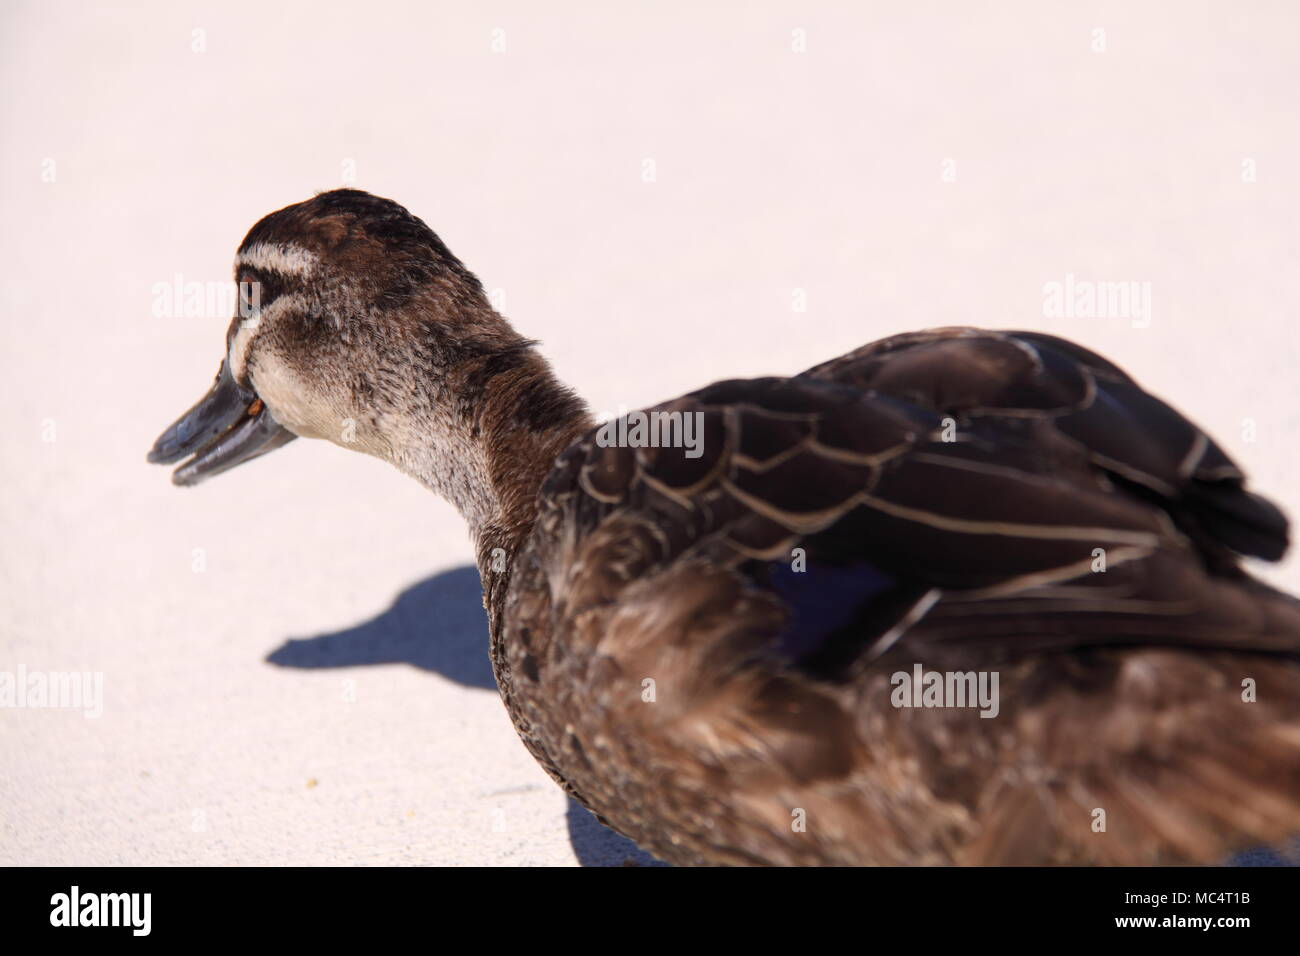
387, 424, 502, 538
376, 360, 595, 566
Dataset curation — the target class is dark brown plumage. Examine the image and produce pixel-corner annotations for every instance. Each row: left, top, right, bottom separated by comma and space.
150, 190, 1300, 866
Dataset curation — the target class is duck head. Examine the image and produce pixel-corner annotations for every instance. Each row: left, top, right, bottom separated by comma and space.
148, 189, 589, 532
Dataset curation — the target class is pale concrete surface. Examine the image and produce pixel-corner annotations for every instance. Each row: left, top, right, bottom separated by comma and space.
2, 1, 1298, 865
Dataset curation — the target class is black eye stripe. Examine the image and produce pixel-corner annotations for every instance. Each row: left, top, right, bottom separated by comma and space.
235, 267, 285, 311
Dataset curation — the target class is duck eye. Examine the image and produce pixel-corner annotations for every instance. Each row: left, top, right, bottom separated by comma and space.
237, 275, 261, 317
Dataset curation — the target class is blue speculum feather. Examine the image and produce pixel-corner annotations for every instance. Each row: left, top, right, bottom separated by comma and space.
767, 559, 897, 660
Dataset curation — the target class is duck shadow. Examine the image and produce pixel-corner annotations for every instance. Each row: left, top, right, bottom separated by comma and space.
266, 563, 664, 867
266, 565, 496, 688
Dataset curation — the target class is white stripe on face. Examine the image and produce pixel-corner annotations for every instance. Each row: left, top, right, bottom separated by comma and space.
236, 242, 319, 277
227, 292, 306, 381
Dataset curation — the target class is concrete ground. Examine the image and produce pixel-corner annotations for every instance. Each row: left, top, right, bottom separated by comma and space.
2, 1, 1298, 865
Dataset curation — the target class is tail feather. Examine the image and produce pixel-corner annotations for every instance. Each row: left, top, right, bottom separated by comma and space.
1185, 482, 1290, 561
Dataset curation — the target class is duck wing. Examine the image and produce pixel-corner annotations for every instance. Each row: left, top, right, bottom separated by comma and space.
538, 327, 1296, 669
802, 326, 1287, 561
786, 326, 1297, 666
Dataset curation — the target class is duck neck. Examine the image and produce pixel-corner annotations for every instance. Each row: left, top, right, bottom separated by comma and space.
387, 339, 593, 634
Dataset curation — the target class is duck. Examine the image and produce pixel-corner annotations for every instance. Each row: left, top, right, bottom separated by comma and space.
148, 188, 1300, 866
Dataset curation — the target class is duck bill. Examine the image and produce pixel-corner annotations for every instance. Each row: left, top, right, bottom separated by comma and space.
147, 360, 297, 486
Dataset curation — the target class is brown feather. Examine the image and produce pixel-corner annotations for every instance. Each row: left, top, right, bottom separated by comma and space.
496, 327, 1300, 865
